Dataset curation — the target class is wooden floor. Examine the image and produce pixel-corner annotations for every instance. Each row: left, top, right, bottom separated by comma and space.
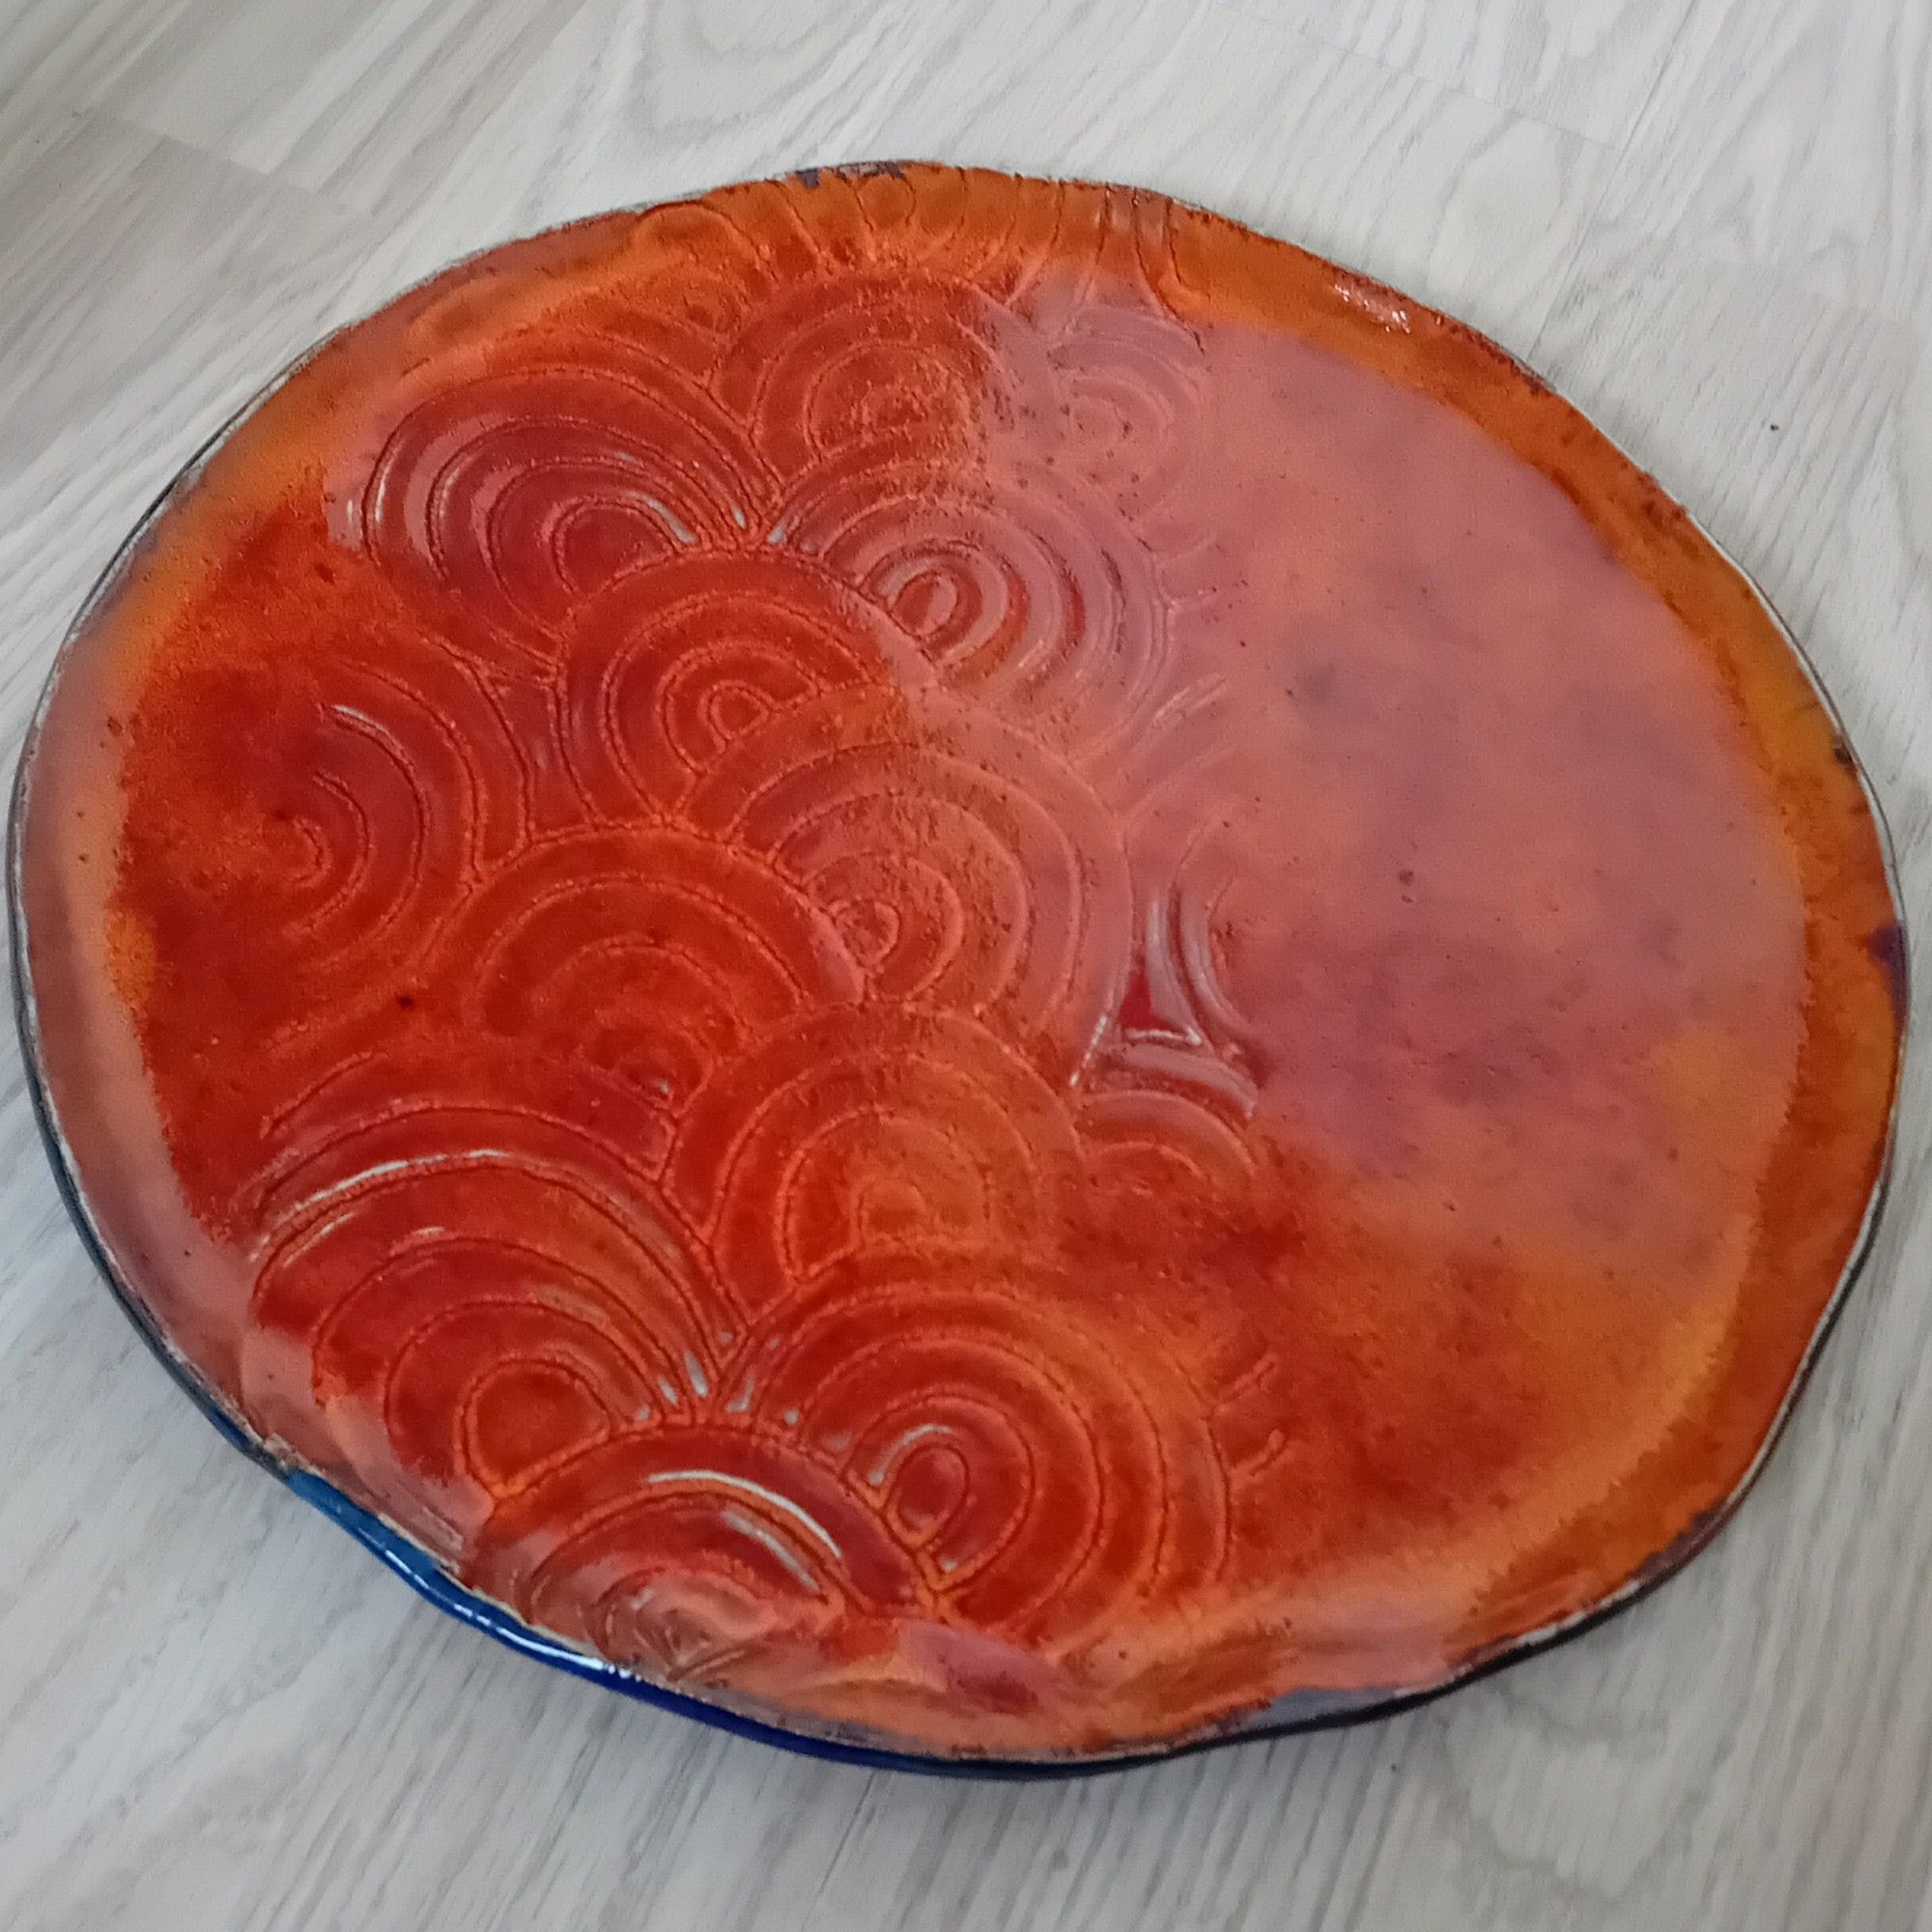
3, 1, 1930, 1926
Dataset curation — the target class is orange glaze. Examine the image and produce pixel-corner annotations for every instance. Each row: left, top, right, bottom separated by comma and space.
16, 165, 1904, 1761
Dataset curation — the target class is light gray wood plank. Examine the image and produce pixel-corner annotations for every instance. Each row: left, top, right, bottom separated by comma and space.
1594, 0, 1932, 321
0, 0, 213, 110
1221, 0, 1700, 143
308, 0, 1614, 360
93, 0, 590, 213
1, 3, 1929, 1928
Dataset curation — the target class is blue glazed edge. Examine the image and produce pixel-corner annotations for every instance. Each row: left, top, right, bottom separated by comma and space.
281, 1470, 1012, 1776
5, 162, 1912, 1780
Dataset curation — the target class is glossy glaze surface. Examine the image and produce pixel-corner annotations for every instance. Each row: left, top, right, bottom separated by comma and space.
15, 165, 1903, 1762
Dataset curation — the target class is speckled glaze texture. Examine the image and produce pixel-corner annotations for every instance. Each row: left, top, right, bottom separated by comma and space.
12, 164, 1905, 1767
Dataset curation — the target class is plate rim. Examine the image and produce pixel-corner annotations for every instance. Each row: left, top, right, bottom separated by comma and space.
7, 158, 1913, 1776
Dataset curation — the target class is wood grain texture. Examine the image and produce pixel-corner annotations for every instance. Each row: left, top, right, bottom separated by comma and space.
1229, 0, 1699, 143
0, 0, 1927, 1925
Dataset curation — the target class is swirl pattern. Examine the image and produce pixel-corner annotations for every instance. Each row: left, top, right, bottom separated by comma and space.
268, 174, 1247, 1726
30, 164, 1904, 1761
360, 355, 772, 668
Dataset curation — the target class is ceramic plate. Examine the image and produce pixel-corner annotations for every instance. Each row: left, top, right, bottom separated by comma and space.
11, 164, 1906, 1770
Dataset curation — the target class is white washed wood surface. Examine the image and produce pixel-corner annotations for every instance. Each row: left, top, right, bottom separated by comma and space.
1, 2, 1929, 1926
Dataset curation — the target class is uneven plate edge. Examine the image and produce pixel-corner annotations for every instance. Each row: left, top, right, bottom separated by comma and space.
4, 161, 1913, 1776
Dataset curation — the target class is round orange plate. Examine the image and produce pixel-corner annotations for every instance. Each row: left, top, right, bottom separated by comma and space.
12, 164, 1906, 1767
